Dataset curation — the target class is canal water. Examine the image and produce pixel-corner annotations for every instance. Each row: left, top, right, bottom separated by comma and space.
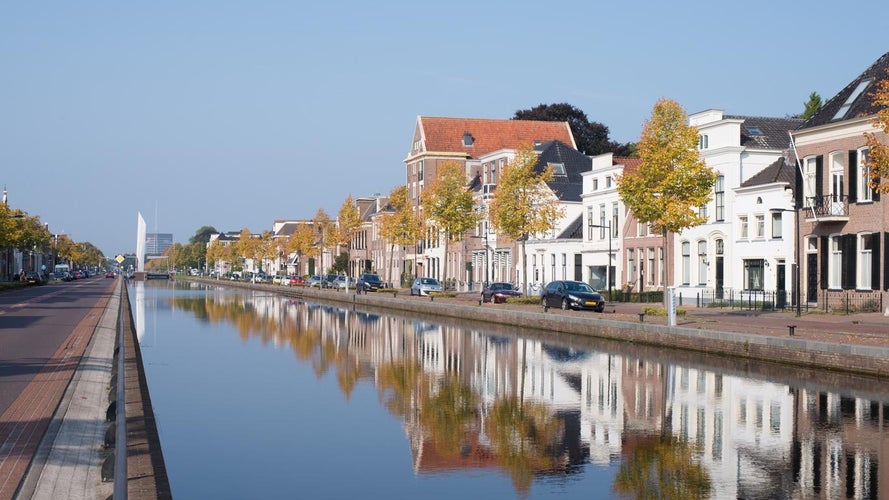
130, 280, 888, 499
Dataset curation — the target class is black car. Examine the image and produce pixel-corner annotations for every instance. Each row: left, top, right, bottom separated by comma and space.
481, 282, 523, 303
541, 280, 605, 312
357, 273, 384, 292
24, 271, 44, 285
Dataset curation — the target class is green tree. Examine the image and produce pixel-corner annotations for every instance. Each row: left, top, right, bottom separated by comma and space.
513, 102, 636, 156
801, 91, 823, 120
189, 226, 218, 244
865, 72, 889, 193
617, 98, 717, 302
423, 161, 481, 287
489, 144, 565, 292
613, 435, 711, 499
379, 185, 423, 286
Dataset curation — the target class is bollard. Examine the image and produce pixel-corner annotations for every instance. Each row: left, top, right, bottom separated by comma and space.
787, 325, 796, 336
430, 295, 434, 302
478, 299, 482, 306
638, 313, 645, 323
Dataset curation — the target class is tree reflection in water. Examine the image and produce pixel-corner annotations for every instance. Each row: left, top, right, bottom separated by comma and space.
613, 434, 711, 499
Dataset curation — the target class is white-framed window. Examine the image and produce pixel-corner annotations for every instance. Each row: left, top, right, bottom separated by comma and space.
739, 216, 748, 239
829, 235, 842, 289
755, 215, 765, 238
714, 175, 725, 221
599, 205, 606, 239
681, 241, 690, 285
697, 241, 707, 285
637, 221, 646, 237
859, 147, 873, 202
605, 176, 613, 188
771, 212, 783, 239
648, 248, 655, 285
699, 134, 709, 149
586, 207, 595, 241
803, 156, 817, 207
859, 233, 872, 290
548, 162, 566, 176
592, 178, 599, 191
612, 203, 619, 238
627, 249, 636, 288
743, 259, 764, 291
829, 151, 845, 209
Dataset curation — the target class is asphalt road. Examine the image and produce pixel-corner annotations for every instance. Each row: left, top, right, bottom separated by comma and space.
0, 276, 115, 415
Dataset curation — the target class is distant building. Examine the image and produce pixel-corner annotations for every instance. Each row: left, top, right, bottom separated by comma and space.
145, 233, 173, 255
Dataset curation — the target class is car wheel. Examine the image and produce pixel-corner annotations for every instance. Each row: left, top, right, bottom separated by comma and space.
561, 298, 570, 310
596, 306, 604, 313
481, 294, 488, 303
540, 296, 547, 307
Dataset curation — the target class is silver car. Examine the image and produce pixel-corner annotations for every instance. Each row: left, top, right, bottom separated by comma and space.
410, 277, 442, 296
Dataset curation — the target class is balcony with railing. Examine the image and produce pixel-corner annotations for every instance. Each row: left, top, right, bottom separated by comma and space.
804, 194, 849, 222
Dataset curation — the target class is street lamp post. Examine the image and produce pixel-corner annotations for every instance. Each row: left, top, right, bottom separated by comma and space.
770, 207, 801, 317
589, 223, 613, 300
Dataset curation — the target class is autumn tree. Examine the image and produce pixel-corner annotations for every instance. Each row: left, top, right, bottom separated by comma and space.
206, 239, 231, 276
287, 222, 318, 276
617, 98, 717, 302
336, 195, 361, 271
235, 228, 260, 277
801, 91, 823, 120
379, 185, 423, 286
865, 72, 889, 193
423, 161, 481, 288
489, 144, 565, 293
313, 209, 334, 274
513, 102, 636, 157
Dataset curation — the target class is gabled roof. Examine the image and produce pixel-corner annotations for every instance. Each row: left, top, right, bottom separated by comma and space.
535, 140, 591, 202
724, 115, 803, 149
801, 52, 889, 129
740, 156, 796, 195
415, 116, 576, 158
614, 156, 642, 174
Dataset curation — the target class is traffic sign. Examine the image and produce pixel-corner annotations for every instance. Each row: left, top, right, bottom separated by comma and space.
115, 254, 125, 264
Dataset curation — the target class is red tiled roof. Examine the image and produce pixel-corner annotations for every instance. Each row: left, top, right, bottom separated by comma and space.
417, 116, 576, 158
615, 156, 642, 174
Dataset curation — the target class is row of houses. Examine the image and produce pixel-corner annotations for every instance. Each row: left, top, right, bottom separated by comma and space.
212, 52, 889, 311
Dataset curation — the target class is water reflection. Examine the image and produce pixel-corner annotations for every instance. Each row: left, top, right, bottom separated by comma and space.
151, 283, 887, 499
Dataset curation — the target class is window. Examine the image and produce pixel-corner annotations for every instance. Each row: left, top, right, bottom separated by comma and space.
715, 176, 725, 221
697, 241, 707, 285
418, 160, 424, 181
743, 259, 764, 290
859, 148, 873, 202
599, 205, 606, 239
739, 216, 748, 239
859, 233, 872, 290
627, 250, 636, 287
698, 201, 708, 220
681, 241, 690, 285
833, 79, 872, 121
803, 157, 817, 206
548, 162, 566, 176
830, 235, 842, 289
462, 132, 474, 146
592, 178, 599, 191
647, 248, 655, 285
612, 203, 619, 238
771, 212, 783, 238
586, 207, 595, 241
755, 215, 764, 238
550, 254, 556, 281
698, 134, 708, 149
829, 151, 845, 209
637, 221, 646, 237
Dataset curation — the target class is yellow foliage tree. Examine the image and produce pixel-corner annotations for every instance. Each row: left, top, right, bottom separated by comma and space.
379, 185, 423, 286
489, 144, 565, 292
865, 72, 889, 193
313, 209, 334, 274
287, 222, 318, 276
423, 161, 480, 287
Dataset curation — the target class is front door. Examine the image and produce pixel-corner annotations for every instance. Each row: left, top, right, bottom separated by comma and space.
807, 254, 818, 303
776, 263, 786, 309
715, 256, 724, 300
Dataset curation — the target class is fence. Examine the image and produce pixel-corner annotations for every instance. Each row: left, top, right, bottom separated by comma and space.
672, 288, 883, 314
819, 290, 884, 314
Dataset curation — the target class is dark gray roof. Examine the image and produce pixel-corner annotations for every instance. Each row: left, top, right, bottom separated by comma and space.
723, 115, 803, 150
534, 140, 590, 202
801, 52, 889, 129
556, 214, 583, 239
740, 156, 797, 197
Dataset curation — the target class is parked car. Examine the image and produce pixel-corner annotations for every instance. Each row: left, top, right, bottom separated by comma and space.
105, 271, 115, 278
286, 276, 305, 286
23, 271, 44, 285
323, 274, 339, 288
481, 282, 523, 303
332, 275, 353, 289
356, 273, 384, 292
541, 280, 605, 312
410, 277, 442, 296
307, 275, 324, 287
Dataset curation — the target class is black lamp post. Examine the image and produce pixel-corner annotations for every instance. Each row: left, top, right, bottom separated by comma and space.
589, 223, 613, 300
770, 207, 801, 317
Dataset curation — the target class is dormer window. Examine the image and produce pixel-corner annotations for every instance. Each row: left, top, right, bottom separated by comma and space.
548, 162, 566, 176
462, 132, 474, 147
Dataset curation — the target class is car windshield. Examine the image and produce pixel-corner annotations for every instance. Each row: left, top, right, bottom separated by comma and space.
566, 282, 594, 293
421, 278, 438, 285
491, 283, 512, 290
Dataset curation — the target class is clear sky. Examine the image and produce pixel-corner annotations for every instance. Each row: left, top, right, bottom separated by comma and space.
2, 1, 887, 256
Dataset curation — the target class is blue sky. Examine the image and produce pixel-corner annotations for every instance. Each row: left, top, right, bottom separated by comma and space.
2, 1, 887, 256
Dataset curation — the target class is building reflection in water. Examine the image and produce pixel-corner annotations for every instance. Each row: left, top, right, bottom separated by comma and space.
163, 285, 887, 499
